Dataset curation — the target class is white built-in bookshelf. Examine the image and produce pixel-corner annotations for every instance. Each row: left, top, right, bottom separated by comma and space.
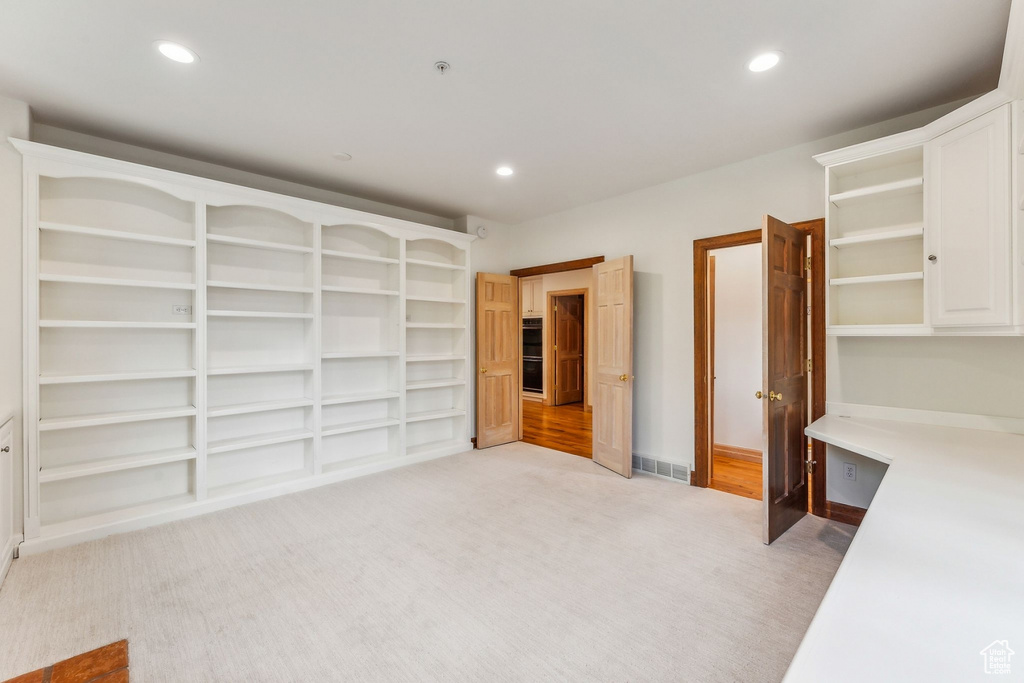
823, 145, 928, 334
16, 139, 473, 553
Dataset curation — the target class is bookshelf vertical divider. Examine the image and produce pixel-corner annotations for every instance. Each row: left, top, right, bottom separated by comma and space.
14, 139, 474, 554
194, 198, 208, 501
312, 221, 323, 476
398, 238, 409, 459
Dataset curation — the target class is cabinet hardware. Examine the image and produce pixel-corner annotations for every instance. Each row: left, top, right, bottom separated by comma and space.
0, 446, 9, 453
806, 459, 817, 473
619, 374, 629, 382
928, 254, 937, 262
480, 368, 487, 373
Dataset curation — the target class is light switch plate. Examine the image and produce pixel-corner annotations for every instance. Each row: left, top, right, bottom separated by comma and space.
172, 305, 192, 315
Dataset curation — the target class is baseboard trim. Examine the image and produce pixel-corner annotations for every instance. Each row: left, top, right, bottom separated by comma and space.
19, 441, 472, 557
0, 533, 22, 586
824, 500, 866, 527
826, 402, 1024, 436
713, 443, 762, 464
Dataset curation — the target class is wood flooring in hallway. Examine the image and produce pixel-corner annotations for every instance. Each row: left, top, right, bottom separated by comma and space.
521, 400, 592, 458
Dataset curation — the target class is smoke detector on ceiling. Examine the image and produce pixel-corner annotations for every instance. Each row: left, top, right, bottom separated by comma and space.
434, 61, 451, 75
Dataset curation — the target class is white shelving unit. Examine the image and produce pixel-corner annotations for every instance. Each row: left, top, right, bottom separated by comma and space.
16, 139, 474, 553
820, 145, 928, 332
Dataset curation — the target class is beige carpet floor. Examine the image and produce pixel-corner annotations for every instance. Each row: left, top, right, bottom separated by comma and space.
0, 442, 855, 682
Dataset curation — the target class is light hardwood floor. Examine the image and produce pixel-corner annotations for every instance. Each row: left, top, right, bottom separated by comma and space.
709, 452, 762, 500
521, 400, 592, 458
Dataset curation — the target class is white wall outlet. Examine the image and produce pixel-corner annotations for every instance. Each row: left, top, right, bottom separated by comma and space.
843, 462, 857, 481
172, 305, 192, 315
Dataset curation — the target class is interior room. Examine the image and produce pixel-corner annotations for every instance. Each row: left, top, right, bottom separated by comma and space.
1, 2, 1023, 681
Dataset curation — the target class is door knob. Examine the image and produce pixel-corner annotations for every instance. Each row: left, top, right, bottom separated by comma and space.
0, 446, 8, 453
619, 374, 629, 382
769, 391, 783, 401
755, 390, 764, 399
480, 368, 487, 373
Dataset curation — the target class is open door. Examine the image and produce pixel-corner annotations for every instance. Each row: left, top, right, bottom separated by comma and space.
553, 295, 584, 405
475, 272, 520, 449
761, 216, 809, 544
592, 256, 634, 477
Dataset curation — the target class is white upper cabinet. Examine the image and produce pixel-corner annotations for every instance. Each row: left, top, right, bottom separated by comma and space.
816, 91, 1021, 336
926, 104, 1012, 327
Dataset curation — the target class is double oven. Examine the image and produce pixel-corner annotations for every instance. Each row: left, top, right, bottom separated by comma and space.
522, 317, 543, 394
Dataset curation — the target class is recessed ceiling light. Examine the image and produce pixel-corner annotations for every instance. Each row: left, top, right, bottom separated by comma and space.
496, 166, 514, 176
747, 51, 781, 72
333, 152, 353, 162
155, 41, 198, 64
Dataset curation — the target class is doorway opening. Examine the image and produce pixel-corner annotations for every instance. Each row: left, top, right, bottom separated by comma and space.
511, 262, 600, 459
476, 256, 634, 479
692, 219, 827, 528
707, 243, 764, 500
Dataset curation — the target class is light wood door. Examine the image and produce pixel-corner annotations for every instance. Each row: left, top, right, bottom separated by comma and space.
762, 216, 808, 544
476, 272, 520, 448
927, 104, 1012, 327
553, 295, 584, 405
592, 256, 634, 477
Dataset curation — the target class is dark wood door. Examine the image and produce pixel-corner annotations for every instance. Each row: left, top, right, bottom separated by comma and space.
554, 295, 584, 405
762, 215, 808, 544
475, 273, 520, 448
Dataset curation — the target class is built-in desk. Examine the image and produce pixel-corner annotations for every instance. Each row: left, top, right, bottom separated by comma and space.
784, 414, 1024, 682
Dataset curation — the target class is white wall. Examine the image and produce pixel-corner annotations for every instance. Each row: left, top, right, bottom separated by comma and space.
473, 96, 1011, 481
32, 124, 457, 231
0, 96, 31, 544
710, 244, 762, 452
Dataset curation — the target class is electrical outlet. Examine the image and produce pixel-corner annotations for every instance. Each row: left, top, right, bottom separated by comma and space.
172, 305, 192, 315
843, 462, 857, 481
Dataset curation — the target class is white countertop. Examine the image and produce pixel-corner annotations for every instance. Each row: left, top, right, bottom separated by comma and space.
785, 414, 1024, 682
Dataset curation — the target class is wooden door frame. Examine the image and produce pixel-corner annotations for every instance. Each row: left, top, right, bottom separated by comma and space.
691, 219, 828, 518
545, 288, 589, 409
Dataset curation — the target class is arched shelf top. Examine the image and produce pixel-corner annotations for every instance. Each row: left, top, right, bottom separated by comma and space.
406, 238, 467, 267
321, 223, 400, 261
39, 176, 196, 243
207, 204, 314, 250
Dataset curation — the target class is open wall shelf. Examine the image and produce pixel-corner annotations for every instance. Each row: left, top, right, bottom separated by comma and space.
19, 140, 474, 552
825, 145, 927, 331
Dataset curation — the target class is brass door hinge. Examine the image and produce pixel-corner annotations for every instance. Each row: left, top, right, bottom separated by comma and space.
807, 358, 813, 372
553, 344, 557, 351
806, 459, 817, 474
553, 305, 557, 312
805, 256, 812, 271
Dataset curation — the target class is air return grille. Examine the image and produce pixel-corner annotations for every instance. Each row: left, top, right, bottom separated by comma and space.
632, 455, 689, 484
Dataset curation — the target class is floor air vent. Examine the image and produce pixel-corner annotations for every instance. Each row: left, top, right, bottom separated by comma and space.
671, 464, 689, 482
632, 456, 690, 484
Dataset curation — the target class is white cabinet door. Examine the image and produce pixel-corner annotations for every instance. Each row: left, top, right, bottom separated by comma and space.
927, 104, 1012, 327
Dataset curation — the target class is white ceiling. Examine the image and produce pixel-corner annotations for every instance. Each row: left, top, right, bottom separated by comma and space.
0, 1, 1011, 224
